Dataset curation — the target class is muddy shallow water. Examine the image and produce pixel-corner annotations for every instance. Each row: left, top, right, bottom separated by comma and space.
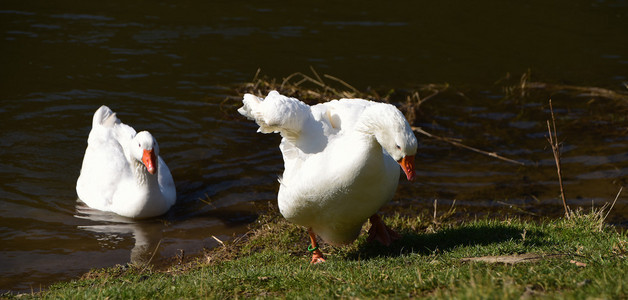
1, 0, 627, 293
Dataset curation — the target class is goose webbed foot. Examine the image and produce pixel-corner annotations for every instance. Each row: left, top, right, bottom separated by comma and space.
367, 214, 400, 246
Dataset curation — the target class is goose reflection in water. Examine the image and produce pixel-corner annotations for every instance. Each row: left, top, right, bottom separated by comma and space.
74, 201, 164, 265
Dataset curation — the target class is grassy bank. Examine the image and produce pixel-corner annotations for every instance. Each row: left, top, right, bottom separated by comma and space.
9, 73, 627, 299
12, 208, 627, 299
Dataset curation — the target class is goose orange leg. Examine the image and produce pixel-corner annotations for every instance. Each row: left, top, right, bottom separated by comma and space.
367, 214, 400, 246
308, 228, 326, 264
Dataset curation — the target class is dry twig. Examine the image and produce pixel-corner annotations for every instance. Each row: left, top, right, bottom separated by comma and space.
411, 126, 525, 166
546, 100, 569, 218
211, 235, 226, 247
525, 82, 628, 101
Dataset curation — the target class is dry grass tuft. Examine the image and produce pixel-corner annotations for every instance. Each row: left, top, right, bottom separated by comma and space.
234, 67, 449, 125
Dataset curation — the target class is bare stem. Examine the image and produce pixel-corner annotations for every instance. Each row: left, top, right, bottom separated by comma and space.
602, 186, 623, 223
140, 239, 162, 274
546, 100, 569, 218
433, 199, 438, 223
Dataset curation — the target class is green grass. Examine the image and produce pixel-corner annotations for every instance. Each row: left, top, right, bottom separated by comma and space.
9, 210, 627, 299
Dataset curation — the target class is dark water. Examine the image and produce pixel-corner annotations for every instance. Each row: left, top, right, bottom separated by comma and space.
1, 0, 627, 293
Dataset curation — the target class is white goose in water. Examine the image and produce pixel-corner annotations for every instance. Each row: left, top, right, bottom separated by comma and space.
76, 105, 176, 219
238, 91, 417, 263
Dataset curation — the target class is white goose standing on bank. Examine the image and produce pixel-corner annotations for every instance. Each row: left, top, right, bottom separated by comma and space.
238, 91, 417, 263
76, 105, 176, 219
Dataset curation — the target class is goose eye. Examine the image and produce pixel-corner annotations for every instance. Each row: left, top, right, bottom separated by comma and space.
396, 145, 401, 150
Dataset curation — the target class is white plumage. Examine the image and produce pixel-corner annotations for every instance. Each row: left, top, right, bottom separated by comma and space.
76, 105, 176, 219
239, 91, 417, 262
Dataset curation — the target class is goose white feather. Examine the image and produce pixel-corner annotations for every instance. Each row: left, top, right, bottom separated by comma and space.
76, 105, 176, 219
239, 91, 418, 247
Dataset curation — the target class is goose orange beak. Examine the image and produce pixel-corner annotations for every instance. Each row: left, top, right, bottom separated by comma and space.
142, 149, 157, 174
398, 155, 415, 181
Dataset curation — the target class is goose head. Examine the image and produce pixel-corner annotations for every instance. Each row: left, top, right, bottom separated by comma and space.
370, 104, 418, 181
131, 131, 159, 175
